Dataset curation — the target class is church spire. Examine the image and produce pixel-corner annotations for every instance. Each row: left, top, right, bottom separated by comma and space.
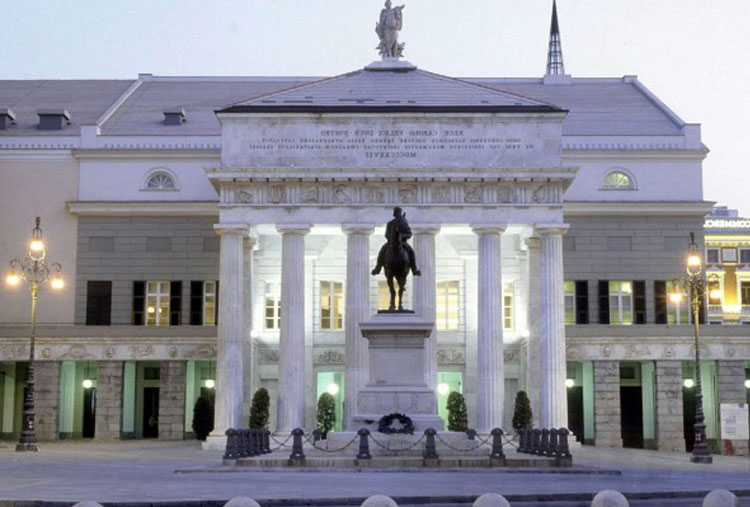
545, 0, 565, 76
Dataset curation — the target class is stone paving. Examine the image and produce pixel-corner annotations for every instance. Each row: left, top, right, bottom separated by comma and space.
0, 440, 748, 505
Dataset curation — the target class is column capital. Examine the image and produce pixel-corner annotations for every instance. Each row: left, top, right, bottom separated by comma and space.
276, 223, 311, 235
214, 223, 250, 236
471, 223, 507, 235
412, 223, 441, 235
534, 223, 570, 236
341, 223, 375, 236
525, 236, 541, 249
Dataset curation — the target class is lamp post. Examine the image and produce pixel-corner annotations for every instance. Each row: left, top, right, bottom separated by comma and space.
5, 217, 64, 452
669, 232, 713, 464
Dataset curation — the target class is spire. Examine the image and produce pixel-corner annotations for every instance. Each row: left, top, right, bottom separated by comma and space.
545, 0, 565, 76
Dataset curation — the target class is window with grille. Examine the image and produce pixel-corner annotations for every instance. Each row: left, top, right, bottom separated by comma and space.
320, 281, 344, 330
609, 281, 633, 325
436, 281, 459, 331
503, 284, 514, 331
145, 172, 176, 190
146, 281, 170, 326
564, 281, 576, 325
603, 170, 634, 189
264, 282, 281, 330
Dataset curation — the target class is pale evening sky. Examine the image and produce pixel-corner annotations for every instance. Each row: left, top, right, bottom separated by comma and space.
1, 0, 747, 215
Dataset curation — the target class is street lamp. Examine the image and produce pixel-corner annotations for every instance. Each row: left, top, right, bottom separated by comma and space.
669, 232, 713, 464
5, 217, 63, 452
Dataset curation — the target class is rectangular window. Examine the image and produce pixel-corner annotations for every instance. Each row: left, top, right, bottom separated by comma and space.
741, 248, 750, 264
722, 248, 737, 263
503, 283, 514, 331
666, 281, 688, 324
203, 281, 217, 326
146, 281, 170, 326
654, 280, 667, 324
575, 280, 589, 324
608, 281, 633, 326
598, 280, 610, 324
264, 282, 281, 331
132, 281, 145, 325
633, 280, 646, 324
564, 281, 576, 325
436, 281, 460, 331
169, 281, 182, 326
741, 282, 750, 306
320, 281, 344, 330
86, 281, 112, 325
706, 248, 720, 264
191, 281, 218, 326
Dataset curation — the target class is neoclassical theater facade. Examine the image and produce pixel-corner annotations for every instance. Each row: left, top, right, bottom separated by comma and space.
1, 8, 748, 453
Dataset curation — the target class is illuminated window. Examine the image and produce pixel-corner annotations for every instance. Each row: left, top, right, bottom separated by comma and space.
203, 281, 217, 326
436, 281, 460, 331
503, 284, 514, 331
145, 172, 176, 190
264, 282, 281, 330
609, 281, 632, 325
603, 170, 634, 189
378, 281, 391, 311
706, 248, 720, 264
708, 279, 722, 305
741, 282, 750, 306
320, 281, 344, 330
564, 281, 576, 325
666, 281, 688, 325
146, 281, 170, 326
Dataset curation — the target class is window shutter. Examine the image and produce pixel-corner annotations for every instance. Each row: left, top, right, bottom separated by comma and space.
190, 281, 203, 325
214, 280, 219, 326
170, 281, 182, 326
575, 281, 589, 324
132, 281, 145, 326
633, 280, 646, 324
86, 281, 112, 326
654, 281, 667, 324
598, 280, 610, 324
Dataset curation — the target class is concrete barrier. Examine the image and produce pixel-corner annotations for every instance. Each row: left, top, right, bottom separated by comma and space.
703, 489, 738, 507
473, 492, 511, 507
224, 497, 261, 507
591, 489, 629, 507
361, 495, 399, 507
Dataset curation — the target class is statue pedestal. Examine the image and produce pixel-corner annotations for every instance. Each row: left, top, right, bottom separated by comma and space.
353, 312, 444, 431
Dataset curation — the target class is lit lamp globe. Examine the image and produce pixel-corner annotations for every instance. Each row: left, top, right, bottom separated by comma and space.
684, 378, 695, 389
51, 276, 64, 290
82, 379, 93, 389
6, 272, 20, 286
205, 379, 215, 389
669, 292, 682, 304
437, 383, 450, 396
565, 378, 575, 388
744, 379, 750, 389
326, 383, 339, 396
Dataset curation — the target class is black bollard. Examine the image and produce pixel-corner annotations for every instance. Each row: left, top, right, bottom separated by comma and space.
549, 428, 559, 457
263, 429, 271, 454
357, 428, 372, 460
518, 429, 527, 454
539, 428, 550, 456
423, 428, 439, 465
248, 429, 258, 456
532, 429, 541, 454
466, 429, 477, 441
288, 428, 306, 465
558, 428, 571, 458
489, 428, 506, 466
223, 429, 238, 460
237, 429, 248, 458
312, 428, 322, 443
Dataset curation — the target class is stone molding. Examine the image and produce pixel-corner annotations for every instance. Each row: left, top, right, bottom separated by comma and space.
213, 223, 250, 236
341, 224, 376, 235
566, 338, 750, 362
0, 341, 215, 362
471, 223, 507, 235
276, 223, 312, 235
534, 223, 570, 235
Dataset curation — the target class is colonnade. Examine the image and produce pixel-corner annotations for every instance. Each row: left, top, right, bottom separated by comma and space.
210, 222, 568, 436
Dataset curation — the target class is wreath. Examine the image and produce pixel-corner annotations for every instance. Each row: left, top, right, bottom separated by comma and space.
377, 413, 415, 435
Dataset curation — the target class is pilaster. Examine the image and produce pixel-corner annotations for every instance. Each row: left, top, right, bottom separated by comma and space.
412, 224, 441, 392
594, 360, 623, 447
35, 360, 60, 441
717, 360, 749, 456
95, 361, 123, 440
655, 360, 684, 452
159, 361, 186, 440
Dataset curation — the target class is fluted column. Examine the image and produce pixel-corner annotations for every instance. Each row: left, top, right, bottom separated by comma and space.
472, 224, 506, 431
342, 224, 375, 430
413, 224, 441, 391
525, 237, 542, 427
276, 224, 311, 433
536, 224, 569, 429
211, 223, 248, 436
242, 234, 257, 421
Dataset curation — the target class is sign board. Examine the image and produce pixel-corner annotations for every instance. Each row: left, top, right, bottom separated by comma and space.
720, 403, 749, 440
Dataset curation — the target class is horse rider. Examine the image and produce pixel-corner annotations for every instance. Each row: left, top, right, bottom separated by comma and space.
371, 207, 421, 276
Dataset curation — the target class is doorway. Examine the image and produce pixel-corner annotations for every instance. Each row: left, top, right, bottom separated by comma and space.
619, 363, 644, 449
142, 387, 159, 438
82, 387, 96, 438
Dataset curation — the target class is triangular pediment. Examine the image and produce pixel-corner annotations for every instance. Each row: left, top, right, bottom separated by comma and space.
220, 67, 564, 114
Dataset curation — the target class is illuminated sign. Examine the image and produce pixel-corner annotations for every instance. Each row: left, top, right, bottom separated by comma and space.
705, 219, 750, 229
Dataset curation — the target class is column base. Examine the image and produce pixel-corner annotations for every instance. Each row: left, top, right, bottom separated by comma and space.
202, 434, 227, 451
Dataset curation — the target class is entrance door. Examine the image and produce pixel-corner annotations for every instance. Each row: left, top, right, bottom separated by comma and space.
82, 388, 96, 438
142, 387, 159, 438
567, 385, 584, 439
620, 386, 644, 448
683, 384, 696, 452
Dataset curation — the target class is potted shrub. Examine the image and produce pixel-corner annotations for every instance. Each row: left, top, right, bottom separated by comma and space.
446, 391, 468, 432
512, 390, 533, 431
317, 392, 336, 439
249, 387, 270, 430
192, 395, 214, 441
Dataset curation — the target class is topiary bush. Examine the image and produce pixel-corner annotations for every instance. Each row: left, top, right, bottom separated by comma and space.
192, 395, 214, 440
512, 390, 533, 431
446, 391, 468, 432
249, 387, 270, 430
317, 392, 336, 438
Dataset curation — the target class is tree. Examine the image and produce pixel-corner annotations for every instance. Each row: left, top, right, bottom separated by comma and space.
249, 387, 270, 430
192, 395, 214, 441
317, 392, 336, 438
512, 390, 533, 431
446, 391, 468, 432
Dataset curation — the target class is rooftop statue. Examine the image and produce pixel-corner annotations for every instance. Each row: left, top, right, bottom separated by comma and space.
375, 1, 406, 59
372, 207, 421, 311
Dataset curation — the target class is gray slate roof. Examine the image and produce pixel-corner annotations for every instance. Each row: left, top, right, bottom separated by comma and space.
0, 71, 686, 138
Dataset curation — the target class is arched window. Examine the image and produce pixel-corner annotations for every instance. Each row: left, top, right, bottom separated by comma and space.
603, 170, 635, 189
144, 171, 176, 190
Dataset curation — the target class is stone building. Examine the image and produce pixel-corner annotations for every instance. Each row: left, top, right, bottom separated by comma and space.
0, 3, 747, 454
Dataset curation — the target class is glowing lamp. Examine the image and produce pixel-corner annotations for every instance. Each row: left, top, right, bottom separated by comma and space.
683, 378, 695, 389
29, 240, 44, 252
147, 306, 156, 314
6, 273, 20, 286
669, 293, 682, 304
687, 254, 701, 268
326, 383, 340, 396
205, 379, 215, 389
51, 276, 64, 290
82, 379, 93, 389
565, 378, 575, 388
437, 383, 450, 396
709, 289, 722, 300
744, 379, 750, 389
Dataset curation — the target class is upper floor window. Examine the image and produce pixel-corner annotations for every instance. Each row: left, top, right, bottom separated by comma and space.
666, 281, 689, 325
436, 281, 460, 331
564, 281, 576, 325
264, 282, 281, 331
602, 170, 635, 190
706, 248, 720, 264
503, 283, 514, 331
320, 281, 344, 330
190, 281, 218, 326
740, 248, 750, 264
144, 171, 177, 190
146, 281, 171, 326
609, 281, 633, 325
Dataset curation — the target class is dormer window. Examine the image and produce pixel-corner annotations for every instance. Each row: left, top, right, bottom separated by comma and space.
0, 109, 16, 130
163, 107, 186, 125
37, 108, 71, 130
144, 171, 176, 190
603, 170, 635, 190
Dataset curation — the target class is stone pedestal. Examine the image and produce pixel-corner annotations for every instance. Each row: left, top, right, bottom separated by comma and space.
354, 313, 444, 431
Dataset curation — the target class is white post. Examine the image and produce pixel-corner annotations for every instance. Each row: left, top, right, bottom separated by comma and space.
276, 224, 310, 433
412, 224, 441, 391
342, 224, 375, 430
209, 223, 247, 441
472, 224, 506, 431
536, 224, 569, 429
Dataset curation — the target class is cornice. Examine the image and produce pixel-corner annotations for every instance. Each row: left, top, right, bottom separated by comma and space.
564, 200, 714, 217
67, 200, 219, 216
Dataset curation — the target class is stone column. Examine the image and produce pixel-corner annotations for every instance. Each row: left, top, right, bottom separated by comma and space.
536, 224, 569, 429
525, 237, 541, 427
159, 361, 186, 440
594, 360, 623, 447
210, 224, 247, 439
413, 225, 441, 391
95, 361, 123, 440
342, 224, 374, 430
276, 224, 310, 433
655, 360, 684, 452
35, 361, 60, 441
242, 235, 257, 422
717, 360, 749, 456
472, 224, 506, 431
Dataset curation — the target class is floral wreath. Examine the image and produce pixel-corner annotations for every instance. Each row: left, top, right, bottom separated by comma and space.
377, 412, 415, 435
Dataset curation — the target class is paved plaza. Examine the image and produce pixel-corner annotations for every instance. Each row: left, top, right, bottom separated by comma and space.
0, 440, 748, 506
